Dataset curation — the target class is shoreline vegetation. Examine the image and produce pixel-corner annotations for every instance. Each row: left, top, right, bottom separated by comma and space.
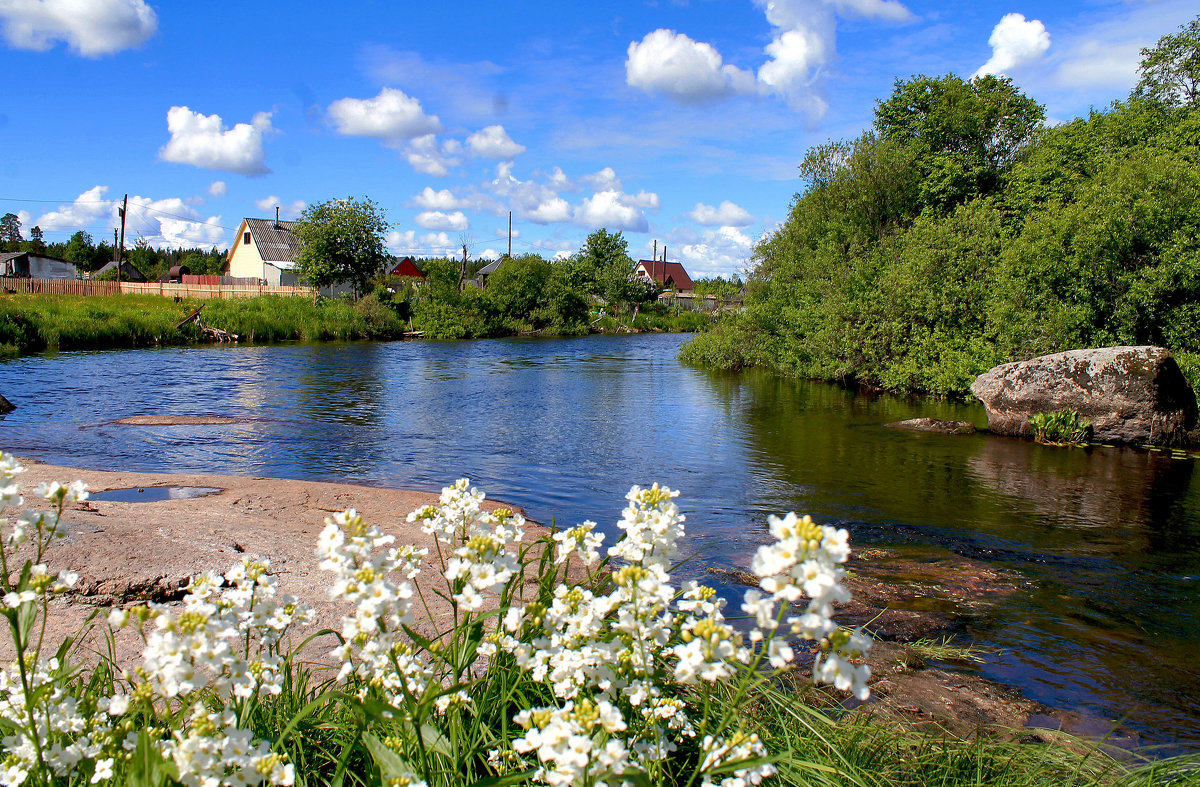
679, 21, 1200, 402
4, 455, 1200, 786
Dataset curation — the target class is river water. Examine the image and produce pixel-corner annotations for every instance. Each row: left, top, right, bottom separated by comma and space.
2, 333, 1198, 749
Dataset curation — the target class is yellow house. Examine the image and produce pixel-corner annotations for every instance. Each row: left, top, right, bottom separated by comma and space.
226, 217, 302, 286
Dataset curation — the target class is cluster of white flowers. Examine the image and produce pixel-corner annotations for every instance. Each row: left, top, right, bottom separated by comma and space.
0, 658, 121, 787
318, 508, 431, 704
512, 699, 629, 786
742, 512, 872, 699
163, 707, 293, 787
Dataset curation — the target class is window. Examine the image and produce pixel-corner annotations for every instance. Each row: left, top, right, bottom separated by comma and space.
244, 232, 252, 245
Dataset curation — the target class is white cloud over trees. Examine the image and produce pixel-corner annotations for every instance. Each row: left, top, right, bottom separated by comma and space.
973, 13, 1051, 78
688, 200, 754, 227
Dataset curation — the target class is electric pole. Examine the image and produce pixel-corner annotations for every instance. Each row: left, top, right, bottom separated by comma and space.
507, 211, 512, 259
116, 193, 128, 285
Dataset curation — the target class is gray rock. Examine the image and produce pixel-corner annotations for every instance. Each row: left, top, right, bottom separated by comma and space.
886, 418, 977, 435
970, 346, 1198, 446
0, 394, 13, 414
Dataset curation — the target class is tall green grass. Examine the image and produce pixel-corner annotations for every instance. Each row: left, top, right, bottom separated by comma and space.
0, 293, 406, 356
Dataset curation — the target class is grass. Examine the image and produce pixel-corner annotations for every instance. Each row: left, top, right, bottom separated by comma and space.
0, 292, 407, 356
904, 634, 989, 665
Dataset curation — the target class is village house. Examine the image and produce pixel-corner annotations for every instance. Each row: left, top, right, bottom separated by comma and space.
634, 258, 694, 292
0, 251, 78, 279
226, 216, 302, 286
92, 259, 147, 282
388, 256, 426, 282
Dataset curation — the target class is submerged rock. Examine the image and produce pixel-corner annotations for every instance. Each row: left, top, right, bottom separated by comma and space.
886, 418, 977, 435
970, 346, 1198, 446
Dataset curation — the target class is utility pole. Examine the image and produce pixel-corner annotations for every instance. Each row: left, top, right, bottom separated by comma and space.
652, 240, 657, 264
112, 230, 118, 261
116, 194, 128, 285
507, 211, 512, 259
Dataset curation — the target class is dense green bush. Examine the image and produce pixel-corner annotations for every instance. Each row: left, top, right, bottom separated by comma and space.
684, 17, 1200, 399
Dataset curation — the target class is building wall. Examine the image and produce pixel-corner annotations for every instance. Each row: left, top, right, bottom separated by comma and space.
226, 221, 269, 281
28, 255, 78, 279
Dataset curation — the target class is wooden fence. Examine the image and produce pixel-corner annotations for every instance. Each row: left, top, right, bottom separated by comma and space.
1, 278, 315, 300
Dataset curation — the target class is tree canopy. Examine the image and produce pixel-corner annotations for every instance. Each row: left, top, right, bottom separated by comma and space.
1134, 16, 1200, 108
293, 197, 390, 292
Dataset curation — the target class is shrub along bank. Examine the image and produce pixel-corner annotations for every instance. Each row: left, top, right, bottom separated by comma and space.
681, 17, 1200, 399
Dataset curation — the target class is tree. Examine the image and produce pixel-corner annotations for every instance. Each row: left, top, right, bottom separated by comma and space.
1134, 15, 1200, 108
0, 213, 22, 252
293, 197, 390, 294
64, 231, 94, 265
566, 228, 632, 296
874, 74, 1045, 210
25, 226, 46, 254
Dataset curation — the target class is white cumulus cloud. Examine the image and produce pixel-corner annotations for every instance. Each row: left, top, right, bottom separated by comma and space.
34, 185, 113, 230
207, 181, 227, 198
626, 29, 756, 103
327, 87, 442, 139
404, 135, 461, 177
159, 106, 273, 175
675, 226, 757, 278
412, 187, 464, 210
415, 210, 469, 231
254, 197, 306, 219
527, 197, 572, 224
0, 0, 156, 56
575, 190, 649, 233
466, 125, 526, 159
974, 13, 1051, 78
689, 200, 753, 227
828, 0, 913, 22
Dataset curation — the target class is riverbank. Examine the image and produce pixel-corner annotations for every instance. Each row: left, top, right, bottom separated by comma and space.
13, 457, 1139, 752
0, 292, 708, 359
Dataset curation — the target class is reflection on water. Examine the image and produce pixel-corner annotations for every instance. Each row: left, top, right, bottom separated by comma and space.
2, 334, 1198, 748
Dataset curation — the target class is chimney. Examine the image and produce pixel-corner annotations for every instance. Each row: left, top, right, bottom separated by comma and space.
274, 206, 280, 228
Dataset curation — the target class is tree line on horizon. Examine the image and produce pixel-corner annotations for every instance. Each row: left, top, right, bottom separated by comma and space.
681, 15, 1200, 397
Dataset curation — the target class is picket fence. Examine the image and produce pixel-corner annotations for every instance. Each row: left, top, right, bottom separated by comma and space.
1, 278, 315, 300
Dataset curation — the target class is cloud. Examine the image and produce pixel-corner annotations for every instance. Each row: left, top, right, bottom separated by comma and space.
207, 181, 227, 198
412, 187, 464, 210
159, 106, 272, 175
386, 229, 459, 256
403, 135, 462, 177
494, 227, 519, 239
625, 190, 660, 210
415, 210, 469, 231
974, 13, 1051, 78
527, 197, 572, 224
479, 248, 501, 261
34, 185, 113, 230
487, 162, 571, 223
688, 200, 753, 227
828, 0, 912, 22
1052, 39, 1143, 89
466, 125, 526, 159
626, 29, 756, 103
254, 197, 306, 219
327, 87, 442, 139
575, 190, 649, 233
674, 226, 757, 278
580, 167, 621, 192
0, 0, 156, 56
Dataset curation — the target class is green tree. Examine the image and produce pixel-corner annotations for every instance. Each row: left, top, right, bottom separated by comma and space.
294, 197, 390, 294
0, 213, 22, 252
63, 231, 94, 265
565, 228, 631, 295
1134, 16, 1200, 108
874, 74, 1045, 210
23, 226, 46, 255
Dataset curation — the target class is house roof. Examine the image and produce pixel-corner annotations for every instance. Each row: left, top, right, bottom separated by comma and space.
636, 259, 694, 291
94, 260, 147, 282
477, 258, 504, 276
244, 218, 301, 263
0, 252, 26, 265
389, 257, 425, 278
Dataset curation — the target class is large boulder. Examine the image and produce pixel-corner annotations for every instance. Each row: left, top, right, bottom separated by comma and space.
970, 346, 1197, 446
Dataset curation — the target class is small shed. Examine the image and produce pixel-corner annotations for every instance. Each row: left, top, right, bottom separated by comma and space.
94, 260, 148, 282
0, 251, 78, 279
473, 257, 504, 288
388, 257, 425, 280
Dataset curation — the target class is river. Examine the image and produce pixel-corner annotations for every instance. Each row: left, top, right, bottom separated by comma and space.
2, 332, 1199, 750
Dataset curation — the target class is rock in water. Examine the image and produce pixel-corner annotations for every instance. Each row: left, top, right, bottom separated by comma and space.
885, 418, 977, 435
0, 394, 13, 414
970, 346, 1197, 446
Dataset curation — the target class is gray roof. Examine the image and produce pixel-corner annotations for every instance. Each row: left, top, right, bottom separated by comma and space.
476, 258, 504, 276
0, 252, 26, 264
245, 218, 301, 263
94, 260, 147, 282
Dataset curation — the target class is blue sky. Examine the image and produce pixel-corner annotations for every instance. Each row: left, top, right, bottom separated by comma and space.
1, 0, 1196, 278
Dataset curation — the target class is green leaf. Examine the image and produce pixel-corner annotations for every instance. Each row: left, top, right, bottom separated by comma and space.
363, 731, 415, 778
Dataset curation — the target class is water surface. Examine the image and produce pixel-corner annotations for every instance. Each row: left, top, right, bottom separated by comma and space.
2, 334, 1198, 748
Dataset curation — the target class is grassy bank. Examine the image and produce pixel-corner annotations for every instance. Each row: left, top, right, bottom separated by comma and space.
0, 293, 402, 357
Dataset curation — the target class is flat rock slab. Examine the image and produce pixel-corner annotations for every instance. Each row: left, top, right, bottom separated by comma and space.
970, 346, 1198, 446
885, 418, 977, 435
2, 460, 542, 668
116, 415, 253, 426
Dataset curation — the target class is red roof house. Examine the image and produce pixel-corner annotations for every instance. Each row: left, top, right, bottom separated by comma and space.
389, 257, 425, 279
634, 259, 694, 291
